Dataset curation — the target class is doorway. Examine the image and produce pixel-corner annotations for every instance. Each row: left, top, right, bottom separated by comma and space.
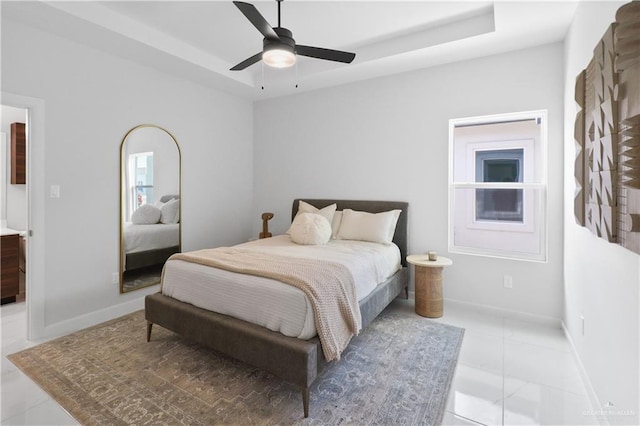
1, 105, 28, 306
2, 92, 45, 341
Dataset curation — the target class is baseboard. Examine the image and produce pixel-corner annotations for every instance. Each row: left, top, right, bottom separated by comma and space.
438, 296, 562, 327
38, 297, 145, 343
561, 320, 608, 426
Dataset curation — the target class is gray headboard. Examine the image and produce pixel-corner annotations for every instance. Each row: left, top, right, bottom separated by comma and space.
292, 199, 409, 267
159, 194, 180, 203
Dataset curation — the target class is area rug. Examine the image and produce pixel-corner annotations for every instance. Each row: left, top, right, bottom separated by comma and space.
8, 308, 464, 425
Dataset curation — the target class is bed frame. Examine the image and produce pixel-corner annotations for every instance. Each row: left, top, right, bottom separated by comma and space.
145, 199, 409, 418
125, 245, 180, 271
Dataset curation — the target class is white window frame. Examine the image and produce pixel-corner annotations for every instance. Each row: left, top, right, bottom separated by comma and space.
448, 110, 548, 262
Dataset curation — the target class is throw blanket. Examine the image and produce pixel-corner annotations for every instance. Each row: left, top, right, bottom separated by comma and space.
168, 248, 362, 362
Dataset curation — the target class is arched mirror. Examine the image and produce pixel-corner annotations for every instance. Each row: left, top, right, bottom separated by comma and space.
120, 124, 181, 293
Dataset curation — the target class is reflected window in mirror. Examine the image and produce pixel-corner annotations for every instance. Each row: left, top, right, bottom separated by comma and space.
129, 151, 154, 218
120, 125, 181, 293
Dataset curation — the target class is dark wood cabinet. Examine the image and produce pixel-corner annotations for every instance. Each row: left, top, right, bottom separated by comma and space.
1, 234, 20, 304
11, 122, 26, 185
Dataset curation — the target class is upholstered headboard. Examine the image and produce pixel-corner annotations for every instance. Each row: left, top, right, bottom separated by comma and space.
159, 194, 180, 203
292, 199, 409, 267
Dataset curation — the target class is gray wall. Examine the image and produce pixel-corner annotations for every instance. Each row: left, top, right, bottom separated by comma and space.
562, 1, 638, 422
1, 19, 254, 330
253, 43, 565, 319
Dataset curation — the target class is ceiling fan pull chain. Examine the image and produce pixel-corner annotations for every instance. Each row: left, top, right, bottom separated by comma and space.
295, 60, 298, 88
261, 61, 265, 90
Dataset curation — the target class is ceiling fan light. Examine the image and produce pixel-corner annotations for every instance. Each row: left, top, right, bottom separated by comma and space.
263, 47, 296, 68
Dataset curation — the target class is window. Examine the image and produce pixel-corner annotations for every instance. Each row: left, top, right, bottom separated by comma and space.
448, 111, 547, 262
127, 152, 154, 220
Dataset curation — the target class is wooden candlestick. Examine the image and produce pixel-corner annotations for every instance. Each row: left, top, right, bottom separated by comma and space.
259, 212, 274, 239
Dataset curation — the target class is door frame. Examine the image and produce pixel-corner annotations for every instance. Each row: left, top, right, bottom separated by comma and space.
2, 92, 45, 340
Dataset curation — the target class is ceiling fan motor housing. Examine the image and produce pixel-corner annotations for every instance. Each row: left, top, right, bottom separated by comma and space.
264, 27, 296, 55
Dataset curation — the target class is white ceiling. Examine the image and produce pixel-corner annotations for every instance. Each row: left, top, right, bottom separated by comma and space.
2, 1, 579, 100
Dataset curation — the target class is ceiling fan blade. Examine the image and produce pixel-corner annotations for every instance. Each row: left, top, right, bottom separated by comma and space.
296, 45, 356, 64
230, 52, 263, 71
233, 1, 280, 41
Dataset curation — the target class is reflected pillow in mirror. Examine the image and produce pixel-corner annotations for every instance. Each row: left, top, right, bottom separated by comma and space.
160, 198, 180, 224
132, 204, 161, 224
289, 212, 332, 245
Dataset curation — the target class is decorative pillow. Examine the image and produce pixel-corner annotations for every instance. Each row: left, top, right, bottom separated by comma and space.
289, 212, 332, 245
160, 198, 180, 224
336, 209, 401, 245
287, 201, 337, 234
131, 204, 161, 224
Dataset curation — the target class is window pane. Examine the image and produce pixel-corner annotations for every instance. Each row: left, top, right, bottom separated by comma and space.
475, 188, 523, 222
451, 186, 544, 261
132, 152, 154, 207
475, 149, 524, 182
475, 148, 524, 222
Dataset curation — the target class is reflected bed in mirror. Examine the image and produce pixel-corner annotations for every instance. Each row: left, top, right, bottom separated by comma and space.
120, 125, 181, 293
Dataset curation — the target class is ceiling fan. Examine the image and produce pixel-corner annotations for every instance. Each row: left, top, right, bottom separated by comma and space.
230, 0, 356, 71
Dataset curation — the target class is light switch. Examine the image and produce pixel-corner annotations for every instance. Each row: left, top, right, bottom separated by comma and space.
50, 185, 60, 198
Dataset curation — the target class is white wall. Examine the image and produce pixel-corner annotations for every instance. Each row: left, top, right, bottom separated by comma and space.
254, 43, 565, 319
1, 104, 27, 230
563, 1, 639, 422
1, 19, 254, 333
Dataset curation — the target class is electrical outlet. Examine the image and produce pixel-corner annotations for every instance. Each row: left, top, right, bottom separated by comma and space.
50, 185, 60, 198
503, 275, 513, 288
112, 272, 119, 285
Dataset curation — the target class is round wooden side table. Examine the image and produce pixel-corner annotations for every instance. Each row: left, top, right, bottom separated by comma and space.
406, 254, 453, 318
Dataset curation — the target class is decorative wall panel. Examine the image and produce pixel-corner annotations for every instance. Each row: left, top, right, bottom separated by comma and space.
574, 70, 586, 226
575, 1, 640, 253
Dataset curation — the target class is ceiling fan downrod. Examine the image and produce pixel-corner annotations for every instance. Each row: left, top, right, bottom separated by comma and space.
277, 0, 282, 27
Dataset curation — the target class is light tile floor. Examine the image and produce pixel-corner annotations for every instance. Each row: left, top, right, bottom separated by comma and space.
1, 299, 597, 425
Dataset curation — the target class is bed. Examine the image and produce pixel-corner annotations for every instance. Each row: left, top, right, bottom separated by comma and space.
124, 195, 180, 271
145, 199, 409, 417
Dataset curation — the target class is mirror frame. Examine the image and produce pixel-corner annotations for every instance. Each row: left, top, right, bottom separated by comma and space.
119, 124, 182, 293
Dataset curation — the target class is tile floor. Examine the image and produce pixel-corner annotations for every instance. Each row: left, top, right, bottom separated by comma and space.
1, 299, 597, 425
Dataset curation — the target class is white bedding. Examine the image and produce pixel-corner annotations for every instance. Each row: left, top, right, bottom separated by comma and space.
161, 235, 401, 339
124, 222, 179, 254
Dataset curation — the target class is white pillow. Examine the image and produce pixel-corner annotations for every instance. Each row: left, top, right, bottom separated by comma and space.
131, 204, 161, 224
160, 198, 180, 224
287, 201, 337, 234
289, 212, 332, 245
336, 209, 401, 245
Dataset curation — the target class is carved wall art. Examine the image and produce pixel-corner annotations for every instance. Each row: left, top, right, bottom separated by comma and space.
574, 1, 640, 253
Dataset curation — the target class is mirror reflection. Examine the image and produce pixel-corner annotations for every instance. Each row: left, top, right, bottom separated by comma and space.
120, 125, 181, 293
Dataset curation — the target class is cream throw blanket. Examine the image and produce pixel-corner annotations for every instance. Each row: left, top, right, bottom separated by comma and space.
168, 248, 362, 362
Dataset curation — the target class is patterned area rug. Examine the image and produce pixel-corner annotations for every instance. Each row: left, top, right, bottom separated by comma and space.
8, 307, 464, 425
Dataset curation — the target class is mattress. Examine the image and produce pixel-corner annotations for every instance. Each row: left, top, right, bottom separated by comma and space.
161, 235, 401, 339
123, 222, 179, 254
